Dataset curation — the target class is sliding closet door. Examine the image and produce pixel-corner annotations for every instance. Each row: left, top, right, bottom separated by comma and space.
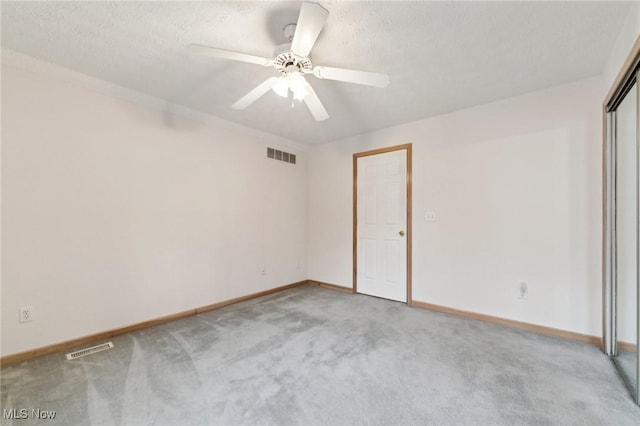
612, 80, 639, 403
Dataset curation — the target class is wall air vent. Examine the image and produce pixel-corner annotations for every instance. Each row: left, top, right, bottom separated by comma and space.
66, 342, 114, 360
267, 147, 296, 164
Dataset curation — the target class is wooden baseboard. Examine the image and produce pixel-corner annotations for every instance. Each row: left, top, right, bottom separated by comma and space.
307, 282, 602, 348
0, 281, 307, 367
411, 300, 602, 347
617, 341, 638, 353
307, 279, 354, 294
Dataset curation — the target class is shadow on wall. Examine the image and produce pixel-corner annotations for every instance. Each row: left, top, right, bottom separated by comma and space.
162, 61, 237, 130
110, 94, 208, 133
111, 62, 240, 132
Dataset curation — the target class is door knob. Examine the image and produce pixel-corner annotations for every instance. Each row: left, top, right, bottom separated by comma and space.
399, 230, 405, 237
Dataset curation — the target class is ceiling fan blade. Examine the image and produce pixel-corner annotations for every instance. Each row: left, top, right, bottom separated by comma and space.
187, 44, 272, 66
291, 2, 329, 58
312, 66, 390, 88
232, 77, 278, 110
303, 81, 329, 121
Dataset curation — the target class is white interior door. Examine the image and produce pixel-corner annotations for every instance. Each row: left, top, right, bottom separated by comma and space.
356, 149, 407, 302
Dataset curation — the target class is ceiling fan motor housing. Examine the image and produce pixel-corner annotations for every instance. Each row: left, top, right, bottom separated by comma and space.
273, 43, 312, 74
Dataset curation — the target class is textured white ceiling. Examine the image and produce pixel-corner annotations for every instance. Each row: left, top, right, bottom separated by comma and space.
1, 1, 631, 144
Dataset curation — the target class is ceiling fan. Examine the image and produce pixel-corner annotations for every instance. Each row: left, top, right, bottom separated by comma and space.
187, 2, 390, 121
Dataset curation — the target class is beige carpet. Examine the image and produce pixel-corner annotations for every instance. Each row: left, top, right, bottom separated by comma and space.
2, 285, 639, 425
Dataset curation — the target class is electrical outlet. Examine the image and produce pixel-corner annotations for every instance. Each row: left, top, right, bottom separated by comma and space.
19, 306, 33, 323
518, 282, 528, 300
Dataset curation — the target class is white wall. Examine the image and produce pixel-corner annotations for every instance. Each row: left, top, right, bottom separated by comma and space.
1, 60, 307, 357
308, 77, 603, 336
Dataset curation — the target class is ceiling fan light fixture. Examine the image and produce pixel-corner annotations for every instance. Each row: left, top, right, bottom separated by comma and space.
289, 72, 308, 100
272, 76, 289, 98
272, 72, 308, 100
292, 87, 308, 101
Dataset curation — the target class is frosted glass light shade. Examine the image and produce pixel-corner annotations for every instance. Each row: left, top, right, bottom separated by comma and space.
272, 77, 289, 98
271, 72, 308, 100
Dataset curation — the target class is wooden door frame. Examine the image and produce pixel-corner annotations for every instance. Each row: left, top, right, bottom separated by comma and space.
353, 143, 413, 305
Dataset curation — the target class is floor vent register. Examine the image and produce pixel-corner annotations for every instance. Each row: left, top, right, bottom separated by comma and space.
66, 342, 114, 360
